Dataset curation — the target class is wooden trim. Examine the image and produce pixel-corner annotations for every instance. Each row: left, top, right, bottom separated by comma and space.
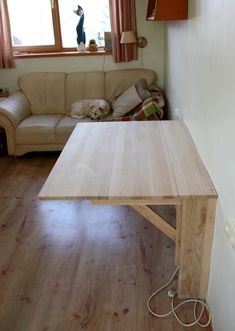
52, 0, 63, 49
14, 51, 111, 59
132, 205, 176, 241
13, 45, 59, 53
92, 198, 182, 206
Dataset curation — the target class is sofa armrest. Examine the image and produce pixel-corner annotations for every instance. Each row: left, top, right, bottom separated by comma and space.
0, 91, 31, 128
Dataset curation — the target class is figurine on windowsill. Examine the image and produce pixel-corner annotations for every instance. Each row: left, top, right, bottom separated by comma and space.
73, 5, 86, 48
87, 39, 98, 52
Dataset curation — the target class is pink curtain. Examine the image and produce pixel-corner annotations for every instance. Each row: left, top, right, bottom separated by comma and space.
109, 0, 138, 63
0, 0, 14, 69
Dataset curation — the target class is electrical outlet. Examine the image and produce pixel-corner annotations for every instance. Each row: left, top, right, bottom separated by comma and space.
224, 218, 235, 250
174, 108, 181, 120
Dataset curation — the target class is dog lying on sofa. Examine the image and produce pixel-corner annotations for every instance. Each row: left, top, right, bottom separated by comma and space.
70, 99, 110, 120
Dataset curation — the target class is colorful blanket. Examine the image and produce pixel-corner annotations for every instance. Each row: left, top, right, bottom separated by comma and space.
100, 84, 165, 122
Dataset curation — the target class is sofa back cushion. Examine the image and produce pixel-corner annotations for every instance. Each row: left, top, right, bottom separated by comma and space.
105, 69, 156, 103
19, 73, 66, 115
18, 70, 156, 116
66, 72, 105, 113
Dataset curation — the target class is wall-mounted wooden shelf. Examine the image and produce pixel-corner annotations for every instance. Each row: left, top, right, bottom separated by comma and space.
146, 0, 188, 21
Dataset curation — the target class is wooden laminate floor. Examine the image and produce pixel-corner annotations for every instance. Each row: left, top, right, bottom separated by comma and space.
0, 153, 211, 331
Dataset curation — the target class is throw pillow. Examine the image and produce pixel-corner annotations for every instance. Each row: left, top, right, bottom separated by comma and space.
112, 85, 142, 118
135, 79, 151, 100
111, 79, 151, 118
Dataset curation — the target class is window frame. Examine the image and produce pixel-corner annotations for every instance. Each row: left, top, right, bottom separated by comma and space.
9, 0, 110, 56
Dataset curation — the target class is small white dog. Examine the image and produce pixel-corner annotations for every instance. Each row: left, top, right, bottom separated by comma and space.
70, 99, 110, 120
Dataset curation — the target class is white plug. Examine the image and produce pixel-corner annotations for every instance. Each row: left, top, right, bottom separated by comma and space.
168, 289, 177, 298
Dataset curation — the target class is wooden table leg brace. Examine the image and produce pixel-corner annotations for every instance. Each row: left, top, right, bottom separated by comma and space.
132, 205, 176, 241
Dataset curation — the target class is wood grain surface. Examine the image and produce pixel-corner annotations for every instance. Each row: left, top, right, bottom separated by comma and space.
178, 198, 217, 298
39, 121, 217, 201
0, 153, 212, 331
162, 121, 217, 198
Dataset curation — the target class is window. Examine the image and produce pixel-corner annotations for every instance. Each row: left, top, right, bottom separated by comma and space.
7, 0, 111, 54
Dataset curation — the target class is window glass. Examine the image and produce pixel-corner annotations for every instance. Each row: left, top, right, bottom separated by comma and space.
7, 0, 55, 47
58, 0, 111, 48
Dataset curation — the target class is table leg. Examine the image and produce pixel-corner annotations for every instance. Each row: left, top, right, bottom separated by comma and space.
177, 198, 217, 298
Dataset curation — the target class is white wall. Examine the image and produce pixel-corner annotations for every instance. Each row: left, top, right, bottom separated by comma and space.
165, 1, 235, 330
0, 0, 165, 93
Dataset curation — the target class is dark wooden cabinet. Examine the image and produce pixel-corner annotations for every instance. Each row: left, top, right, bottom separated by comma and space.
0, 127, 7, 156
0, 94, 9, 156
146, 0, 188, 21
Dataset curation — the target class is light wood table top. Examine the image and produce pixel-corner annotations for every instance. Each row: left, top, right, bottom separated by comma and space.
39, 121, 217, 202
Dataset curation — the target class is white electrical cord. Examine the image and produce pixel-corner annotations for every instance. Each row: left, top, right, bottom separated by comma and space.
147, 267, 212, 328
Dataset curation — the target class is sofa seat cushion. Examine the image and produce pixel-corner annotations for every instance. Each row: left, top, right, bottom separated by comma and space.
55, 116, 93, 144
15, 115, 63, 145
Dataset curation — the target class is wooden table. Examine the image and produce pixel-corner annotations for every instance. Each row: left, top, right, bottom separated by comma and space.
39, 121, 217, 299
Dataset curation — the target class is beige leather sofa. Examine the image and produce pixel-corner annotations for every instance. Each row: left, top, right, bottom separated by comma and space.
0, 69, 155, 156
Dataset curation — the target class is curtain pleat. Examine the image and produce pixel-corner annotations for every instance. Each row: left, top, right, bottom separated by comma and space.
109, 0, 138, 63
0, 0, 14, 69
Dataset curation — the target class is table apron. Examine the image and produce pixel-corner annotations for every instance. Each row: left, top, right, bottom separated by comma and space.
92, 198, 183, 206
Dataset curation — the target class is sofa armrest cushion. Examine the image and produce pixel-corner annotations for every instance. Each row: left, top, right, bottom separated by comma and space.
0, 92, 31, 128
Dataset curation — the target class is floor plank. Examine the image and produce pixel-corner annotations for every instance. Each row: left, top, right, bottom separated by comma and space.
0, 153, 211, 331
